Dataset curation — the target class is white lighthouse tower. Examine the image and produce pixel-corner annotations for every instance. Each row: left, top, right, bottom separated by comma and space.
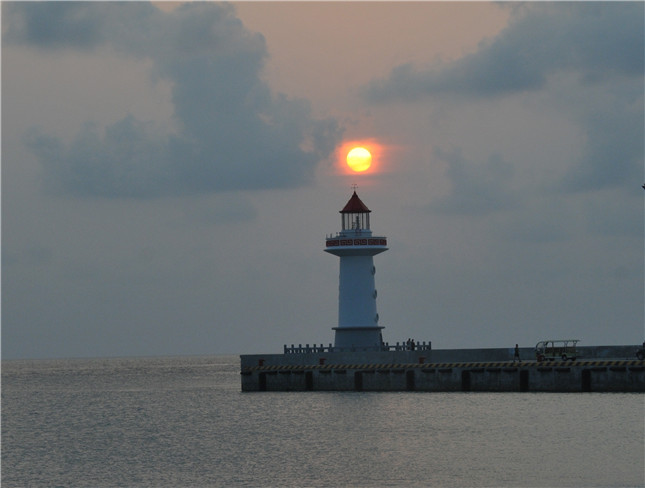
325, 190, 388, 350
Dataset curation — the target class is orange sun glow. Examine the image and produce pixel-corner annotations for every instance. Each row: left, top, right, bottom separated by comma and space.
346, 147, 372, 172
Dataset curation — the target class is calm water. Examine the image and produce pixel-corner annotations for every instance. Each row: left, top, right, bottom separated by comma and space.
2, 355, 643, 487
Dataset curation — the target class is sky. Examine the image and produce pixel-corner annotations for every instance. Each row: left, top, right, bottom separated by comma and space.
3, 1, 644, 360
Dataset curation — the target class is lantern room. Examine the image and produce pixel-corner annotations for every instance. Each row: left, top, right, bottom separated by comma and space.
340, 191, 371, 232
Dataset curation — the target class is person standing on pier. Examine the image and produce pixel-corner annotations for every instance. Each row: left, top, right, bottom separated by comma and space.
514, 344, 521, 363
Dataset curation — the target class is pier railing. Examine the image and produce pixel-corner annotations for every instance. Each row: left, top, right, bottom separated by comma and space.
284, 341, 432, 354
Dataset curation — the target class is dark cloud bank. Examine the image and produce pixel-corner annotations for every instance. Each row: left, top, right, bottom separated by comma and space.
4, 2, 342, 198
365, 2, 644, 195
365, 3, 643, 101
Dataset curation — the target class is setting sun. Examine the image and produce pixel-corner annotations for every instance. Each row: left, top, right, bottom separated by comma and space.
346, 147, 372, 172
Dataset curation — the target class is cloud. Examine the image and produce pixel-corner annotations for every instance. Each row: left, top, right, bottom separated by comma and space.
559, 79, 644, 192
363, 3, 643, 194
4, 2, 342, 198
431, 147, 518, 216
2, 1, 110, 49
363, 3, 643, 101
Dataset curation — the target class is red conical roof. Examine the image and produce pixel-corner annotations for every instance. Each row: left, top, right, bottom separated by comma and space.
340, 191, 371, 213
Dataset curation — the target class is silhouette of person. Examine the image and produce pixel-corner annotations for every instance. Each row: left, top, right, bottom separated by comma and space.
514, 344, 521, 363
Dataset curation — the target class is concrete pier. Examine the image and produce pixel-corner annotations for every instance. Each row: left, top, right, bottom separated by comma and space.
240, 345, 645, 392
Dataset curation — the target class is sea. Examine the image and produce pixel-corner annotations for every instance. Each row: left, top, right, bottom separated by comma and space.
2, 355, 643, 488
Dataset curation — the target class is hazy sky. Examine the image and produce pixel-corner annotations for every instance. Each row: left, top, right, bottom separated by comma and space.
3, 2, 644, 360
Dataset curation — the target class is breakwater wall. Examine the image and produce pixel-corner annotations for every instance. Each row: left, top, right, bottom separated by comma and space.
240, 345, 645, 392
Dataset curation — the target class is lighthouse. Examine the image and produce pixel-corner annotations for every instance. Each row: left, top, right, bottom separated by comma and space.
325, 191, 388, 350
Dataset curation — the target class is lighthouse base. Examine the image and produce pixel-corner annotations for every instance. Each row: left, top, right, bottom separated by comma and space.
333, 326, 384, 351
